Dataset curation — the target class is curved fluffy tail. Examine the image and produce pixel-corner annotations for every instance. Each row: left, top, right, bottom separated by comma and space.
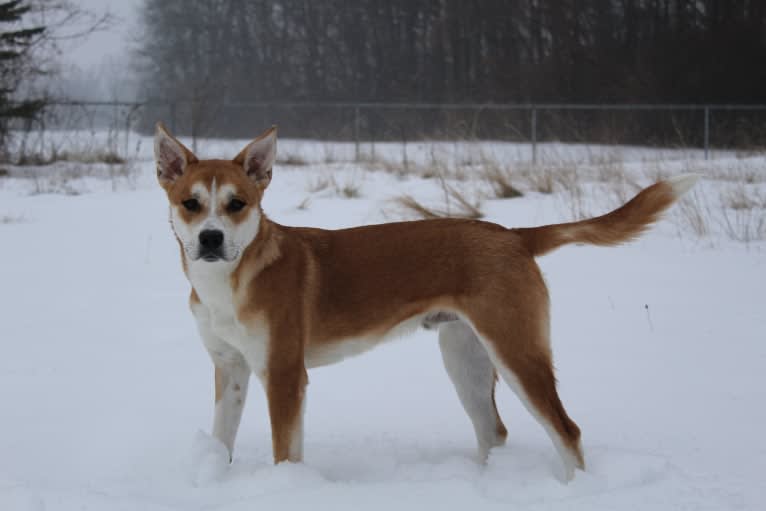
513, 174, 700, 257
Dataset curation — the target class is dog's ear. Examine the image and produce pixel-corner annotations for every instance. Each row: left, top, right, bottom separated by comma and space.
233, 126, 277, 187
154, 122, 198, 187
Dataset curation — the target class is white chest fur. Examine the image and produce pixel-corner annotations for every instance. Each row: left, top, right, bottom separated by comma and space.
188, 262, 269, 377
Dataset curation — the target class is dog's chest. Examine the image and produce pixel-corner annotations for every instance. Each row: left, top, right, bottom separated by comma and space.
188, 265, 268, 374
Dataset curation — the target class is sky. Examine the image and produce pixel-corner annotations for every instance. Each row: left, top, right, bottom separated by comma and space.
62, 0, 141, 70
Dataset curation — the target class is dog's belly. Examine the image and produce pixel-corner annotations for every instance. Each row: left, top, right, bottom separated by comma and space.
304, 315, 426, 368
195, 304, 449, 371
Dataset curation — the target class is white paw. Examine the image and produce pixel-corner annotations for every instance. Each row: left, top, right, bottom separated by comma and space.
188, 430, 230, 486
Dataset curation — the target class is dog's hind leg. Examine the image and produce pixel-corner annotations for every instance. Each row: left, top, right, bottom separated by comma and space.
456, 259, 585, 481
439, 320, 508, 462
489, 347, 584, 482
466, 293, 585, 481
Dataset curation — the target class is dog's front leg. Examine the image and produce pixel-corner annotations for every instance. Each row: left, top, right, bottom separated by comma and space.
197, 314, 251, 461
265, 356, 308, 464
210, 351, 250, 461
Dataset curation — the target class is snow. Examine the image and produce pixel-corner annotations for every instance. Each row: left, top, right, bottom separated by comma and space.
0, 135, 764, 510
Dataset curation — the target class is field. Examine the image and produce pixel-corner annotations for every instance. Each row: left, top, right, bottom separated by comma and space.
0, 132, 764, 510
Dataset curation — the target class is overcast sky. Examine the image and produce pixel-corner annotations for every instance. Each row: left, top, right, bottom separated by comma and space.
63, 0, 141, 70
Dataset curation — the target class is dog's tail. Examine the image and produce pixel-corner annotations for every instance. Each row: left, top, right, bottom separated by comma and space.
513, 174, 700, 257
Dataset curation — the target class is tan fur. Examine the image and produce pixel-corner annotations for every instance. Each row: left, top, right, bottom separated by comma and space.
513, 179, 680, 256
156, 124, 696, 477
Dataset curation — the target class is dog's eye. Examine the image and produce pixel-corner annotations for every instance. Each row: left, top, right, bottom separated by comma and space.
182, 198, 201, 212
227, 199, 246, 213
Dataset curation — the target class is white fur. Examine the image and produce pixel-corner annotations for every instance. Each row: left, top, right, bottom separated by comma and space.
459, 317, 582, 482
289, 396, 306, 461
171, 180, 261, 263
304, 315, 425, 368
438, 321, 505, 462
667, 173, 701, 197
190, 262, 269, 378
209, 348, 250, 457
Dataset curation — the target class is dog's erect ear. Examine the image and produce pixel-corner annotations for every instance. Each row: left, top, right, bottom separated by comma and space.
233, 126, 277, 187
154, 122, 198, 187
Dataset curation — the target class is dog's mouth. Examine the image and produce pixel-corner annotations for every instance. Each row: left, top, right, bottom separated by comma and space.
194, 247, 239, 263
196, 248, 225, 262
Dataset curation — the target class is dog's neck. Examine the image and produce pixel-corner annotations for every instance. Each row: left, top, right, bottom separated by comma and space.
187, 258, 238, 315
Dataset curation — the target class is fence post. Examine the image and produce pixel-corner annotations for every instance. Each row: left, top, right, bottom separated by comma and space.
354, 106, 360, 161
124, 106, 131, 160
704, 106, 710, 160
401, 124, 408, 172
531, 107, 538, 165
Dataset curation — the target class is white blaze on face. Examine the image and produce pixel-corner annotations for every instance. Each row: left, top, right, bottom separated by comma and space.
171, 178, 261, 264
215, 183, 261, 262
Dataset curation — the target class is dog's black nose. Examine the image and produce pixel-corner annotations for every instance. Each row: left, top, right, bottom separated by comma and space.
199, 229, 224, 250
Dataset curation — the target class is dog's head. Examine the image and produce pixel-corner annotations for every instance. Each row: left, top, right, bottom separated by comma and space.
154, 123, 276, 265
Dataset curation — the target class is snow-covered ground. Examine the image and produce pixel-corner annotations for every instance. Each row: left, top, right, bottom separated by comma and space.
0, 135, 764, 510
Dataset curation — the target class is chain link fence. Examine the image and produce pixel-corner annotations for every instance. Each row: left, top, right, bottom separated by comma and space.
8, 100, 766, 164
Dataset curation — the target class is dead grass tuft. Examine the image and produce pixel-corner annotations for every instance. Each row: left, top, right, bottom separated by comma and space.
279, 153, 309, 166
0, 214, 25, 224
306, 172, 362, 198
721, 184, 766, 210
296, 197, 311, 210
395, 176, 483, 219
718, 185, 766, 242
516, 164, 558, 194
480, 158, 524, 199
675, 189, 711, 238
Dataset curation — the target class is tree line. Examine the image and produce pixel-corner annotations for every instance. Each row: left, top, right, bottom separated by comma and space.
132, 0, 766, 145
0, 0, 109, 159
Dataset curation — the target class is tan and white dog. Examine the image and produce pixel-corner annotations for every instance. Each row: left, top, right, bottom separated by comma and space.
154, 123, 697, 481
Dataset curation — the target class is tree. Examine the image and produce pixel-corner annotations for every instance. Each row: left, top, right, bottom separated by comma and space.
135, 0, 766, 144
0, 0, 45, 153
0, 0, 110, 159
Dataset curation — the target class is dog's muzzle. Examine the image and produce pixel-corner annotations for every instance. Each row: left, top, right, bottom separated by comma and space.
198, 229, 225, 262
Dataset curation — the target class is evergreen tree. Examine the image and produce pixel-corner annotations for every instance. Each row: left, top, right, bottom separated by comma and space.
0, 0, 45, 152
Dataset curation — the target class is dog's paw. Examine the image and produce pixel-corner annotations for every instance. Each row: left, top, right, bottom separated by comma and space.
189, 430, 230, 486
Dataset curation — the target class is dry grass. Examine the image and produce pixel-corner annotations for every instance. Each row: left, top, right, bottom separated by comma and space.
480, 157, 524, 199
719, 205, 766, 243
278, 153, 309, 166
0, 214, 25, 224
517, 163, 558, 194
721, 184, 766, 210
411, 152, 451, 180
393, 195, 444, 219
307, 176, 332, 193
29, 172, 81, 196
16, 148, 125, 166
306, 172, 362, 198
338, 180, 362, 198
296, 197, 311, 210
378, 143, 764, 244
671, 181, 766, 243
675, 189, 712, 238
395, 175, 483, 219
718, 184, 766, 242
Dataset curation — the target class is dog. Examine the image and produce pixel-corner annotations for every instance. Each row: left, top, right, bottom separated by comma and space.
154, 123, 697, 481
